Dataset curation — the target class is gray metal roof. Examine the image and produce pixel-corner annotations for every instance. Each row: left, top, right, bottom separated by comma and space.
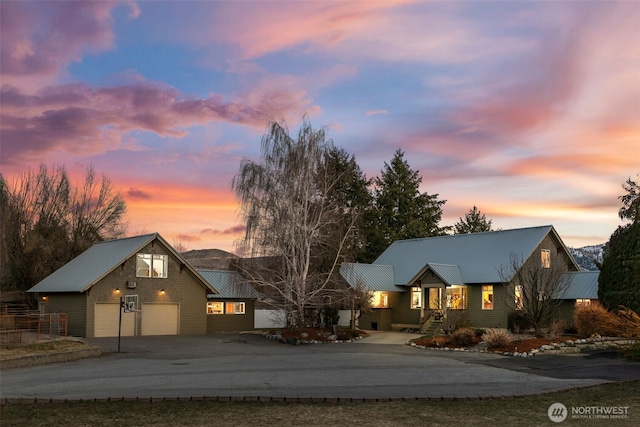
427, 263, 463, 285
561, 271, 599, 299
340, 263, 405, 292
197, 269, 261, 299
374, 225, 566, 285
28, 233, 215, 294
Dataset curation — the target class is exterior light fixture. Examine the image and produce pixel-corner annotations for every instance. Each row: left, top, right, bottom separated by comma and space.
115, 288, 120, 294
42, 296, 48, 301
160, 289, 165, 295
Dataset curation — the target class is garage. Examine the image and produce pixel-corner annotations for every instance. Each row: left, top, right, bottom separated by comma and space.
94, 303, 135, 337
141, 303, 179, 335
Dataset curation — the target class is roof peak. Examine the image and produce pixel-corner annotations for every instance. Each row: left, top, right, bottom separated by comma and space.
392, 225, 553, 244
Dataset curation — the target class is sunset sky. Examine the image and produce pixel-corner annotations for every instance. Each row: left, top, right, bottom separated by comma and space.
1, 1, 638, 253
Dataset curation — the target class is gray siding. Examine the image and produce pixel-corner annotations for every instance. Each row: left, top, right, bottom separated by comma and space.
466, 284, 510, 328
391, 291, 420, 328
207, 300, 256, 333
42, 293, 87, 337
84, 241, 208, 337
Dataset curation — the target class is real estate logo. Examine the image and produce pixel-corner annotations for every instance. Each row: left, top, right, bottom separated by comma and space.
548, 403, 568, 422
547, 402, 630, 422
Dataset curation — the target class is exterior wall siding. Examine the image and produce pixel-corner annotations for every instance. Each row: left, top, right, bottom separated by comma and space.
207, 300, 256, 333
41, 293, 87, 337
466, 284, 510, 328
390, 291, 420, 328
83, 240, 208, 337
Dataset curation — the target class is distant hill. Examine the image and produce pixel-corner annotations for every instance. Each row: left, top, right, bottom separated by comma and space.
181, 248, 237, 270
568, 244, 604, 271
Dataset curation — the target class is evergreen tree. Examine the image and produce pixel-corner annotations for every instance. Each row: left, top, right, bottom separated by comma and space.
454, 205, 493, 234
363, 149, 447, 262
598, 175, 640, 313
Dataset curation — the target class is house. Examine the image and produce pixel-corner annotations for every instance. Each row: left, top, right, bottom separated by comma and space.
556, 271, 600, 326
27, 233, 259, 338
341, 225, 596, 331
197, 269, 261, 333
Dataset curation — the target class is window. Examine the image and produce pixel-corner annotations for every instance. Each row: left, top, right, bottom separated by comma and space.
576, 299, 591, 307
445, 286, 467, 310
136, 254, 168, 278
429, 288, 441, 310
411, 287, 422, 309
541, 249, 551, 268
372, 292, 389, 308
514, 285, 523, 310
226, 302, 245, 314
482, 285, 493, 310
207, 301, 224, 314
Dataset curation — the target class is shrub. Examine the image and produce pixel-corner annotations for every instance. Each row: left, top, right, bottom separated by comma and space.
481, 328, 513, 348
508, 311, 530, 334
449, 327, 475, 347
573, 302, 623, 338
441, 310, 469, 334
545, 320, 567, 339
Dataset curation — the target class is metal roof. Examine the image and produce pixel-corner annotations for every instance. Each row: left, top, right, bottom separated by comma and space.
197, 269, 261, 299
561, 271, 599, 299
427, 263, 463, 285
374, 225, 566, 285
340, 263, 405, 292
28, 233, 215, 294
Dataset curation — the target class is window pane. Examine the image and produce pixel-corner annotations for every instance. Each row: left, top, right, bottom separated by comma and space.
541, 249, 551, 268
428, 288, 441, 310
514, 285, 523, 310
207, 302, 224, 314
136, 254, 152, 277
482, 285, 493, 310
152, 254, 168, 278
411, 287, 422, 309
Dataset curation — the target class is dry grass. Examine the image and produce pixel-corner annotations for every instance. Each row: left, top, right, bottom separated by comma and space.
0, 339, 93, 361
1, 382, 639, 426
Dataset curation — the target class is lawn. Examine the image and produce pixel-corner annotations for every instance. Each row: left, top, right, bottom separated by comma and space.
2, 381, 639, 426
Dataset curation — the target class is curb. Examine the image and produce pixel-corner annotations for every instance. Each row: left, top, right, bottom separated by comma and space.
0, 347, 102, 370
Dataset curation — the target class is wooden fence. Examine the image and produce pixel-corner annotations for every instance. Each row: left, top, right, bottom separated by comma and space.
0, 313, 68, 348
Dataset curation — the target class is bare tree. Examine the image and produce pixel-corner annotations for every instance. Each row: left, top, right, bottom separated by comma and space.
0, 164, 127, 292
232, 116, 356, 328
500, 252, 570, 337
339, 264, 374, 331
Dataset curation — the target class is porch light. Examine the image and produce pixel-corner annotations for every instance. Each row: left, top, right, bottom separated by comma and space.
41, 296, 48, 301
115, 288, 120, 294
160, 289, 165, 295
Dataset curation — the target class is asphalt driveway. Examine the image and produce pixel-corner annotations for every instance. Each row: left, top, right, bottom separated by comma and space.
2, 332, 638, 401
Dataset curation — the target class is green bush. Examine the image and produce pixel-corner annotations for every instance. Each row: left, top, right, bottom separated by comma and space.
449, 327, 475, 347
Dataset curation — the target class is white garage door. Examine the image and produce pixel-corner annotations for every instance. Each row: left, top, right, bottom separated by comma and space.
94, 303, 135, 337
141, 303, 179, 335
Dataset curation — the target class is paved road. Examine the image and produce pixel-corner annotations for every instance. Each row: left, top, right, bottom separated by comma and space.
2, 332, 638, 400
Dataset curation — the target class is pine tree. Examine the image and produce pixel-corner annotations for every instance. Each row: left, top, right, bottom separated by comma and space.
454, 205, 493, 234
363, 149, 447, 261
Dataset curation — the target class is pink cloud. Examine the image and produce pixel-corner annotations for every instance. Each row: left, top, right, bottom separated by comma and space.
1, 80, 314, 167
0, 1, 138, 89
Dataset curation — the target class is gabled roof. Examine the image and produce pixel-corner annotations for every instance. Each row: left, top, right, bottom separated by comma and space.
374, 225, 578, 285
426, 263, 463, 286
561, 271, 599, 300
197, 269, 261, 299
340, 263, 405, 292
28, 233, 216, 294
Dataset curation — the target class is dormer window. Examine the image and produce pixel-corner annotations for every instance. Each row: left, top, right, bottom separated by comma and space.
136, 253, 168, 278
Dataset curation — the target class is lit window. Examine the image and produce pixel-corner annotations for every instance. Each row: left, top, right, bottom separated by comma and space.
482, 285, 493, 310
429, 288, 441, 310
372, 292, 389, 308
541, 249, 551, 268
445, 286, 467, 310
514, 285, 523, 310
136, 253, 168, 278
225, 302, 245, 314
576, 299, 591, 307
411, 287, 422, 309
207, 302, 224, 314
